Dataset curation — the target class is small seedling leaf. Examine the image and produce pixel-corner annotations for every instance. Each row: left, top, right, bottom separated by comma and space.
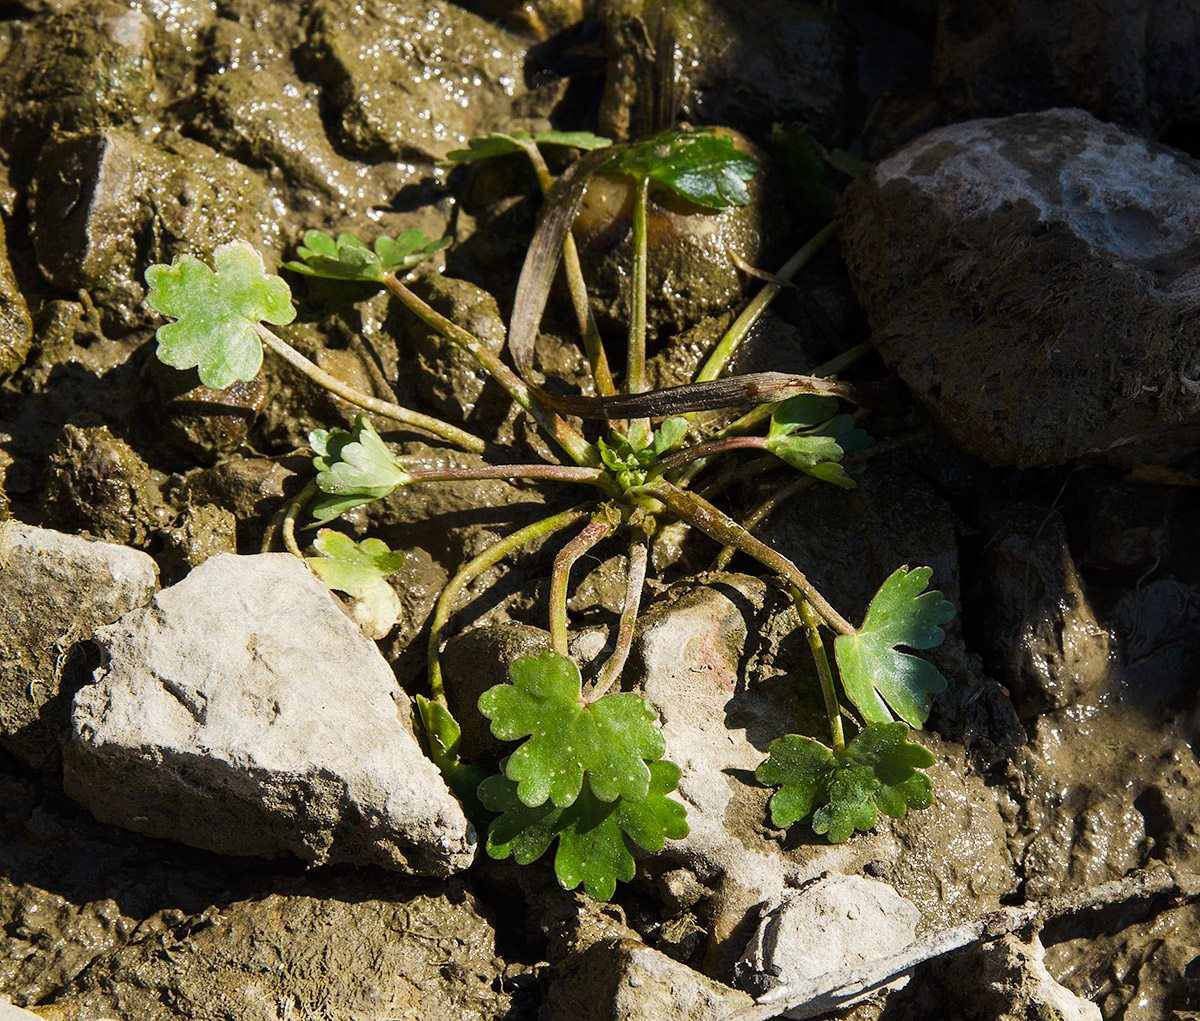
145, 241, 295, 389
766, 396, 871, 485
651, 416, 689, 455
833, 566, 955, 727
757, 722, 934, 843
765, 433, 846, 470
307, 531, 404, 637
599, 129, 758, 209
768, 394, 841, 439
308, 415, 411, 525
442, 129, 612, 164
477, 651, 665, 808
283, 229, 448, 282
480, 759, 688, 900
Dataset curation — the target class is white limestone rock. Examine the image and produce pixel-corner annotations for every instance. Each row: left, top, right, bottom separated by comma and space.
64, 552, 475, 876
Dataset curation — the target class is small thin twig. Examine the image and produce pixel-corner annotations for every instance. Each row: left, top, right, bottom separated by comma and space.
722, 866, 1198, 1021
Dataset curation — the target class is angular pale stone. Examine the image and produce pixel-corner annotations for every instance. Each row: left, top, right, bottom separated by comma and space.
65, 553, 475, 876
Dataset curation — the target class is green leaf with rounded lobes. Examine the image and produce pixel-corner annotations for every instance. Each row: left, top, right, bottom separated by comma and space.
757, 722, 934, 843
478, 651, 665, 809
598, 129, 758, 209
479, 759, 688, 900
145, 241, 295, 389
283, 229, 449, 283
308, 415, 411, 525
833, 566, 955, 727
307, 530, 404, 637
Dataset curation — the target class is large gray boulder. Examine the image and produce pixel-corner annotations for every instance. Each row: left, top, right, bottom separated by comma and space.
65, 552, 475, 876
840, 107, 1200, 468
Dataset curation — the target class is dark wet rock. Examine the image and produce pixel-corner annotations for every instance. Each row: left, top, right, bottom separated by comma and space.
1047, 899, 1200, 1021
733, 874, 920, 1000
0, 522, 158, 770
303, 0, 534, 162
401, 273, 512, 429
145, 362, 269, 465
933, 0, 1200, 144
840, 107, 1200, 468
440, 622, 552, 766
884, 740, 1016, 929
1112, 576, 1200, 710
1011, 713, 1151, 902
969, 504, 1113, 717
31, 128, 278, 327
65, 552, 476, 875
42, 876, 512, 1021
0, 215, 32, 381
543, 937, 753, 1021
40, 423, 169, 549
597, 0, 851, 145
362, 440, 551, 569
191, 59, 406, 211
1064, 471, 1174, 571
572, 138, 774, 338
483, 0, 585, 38
0, 1, 156, 160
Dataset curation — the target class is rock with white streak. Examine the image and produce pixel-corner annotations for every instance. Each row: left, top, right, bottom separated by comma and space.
840, 107, 1200, 468
0, 521, 159, 770
733, 874, 921, 999
64, 552, 475, 876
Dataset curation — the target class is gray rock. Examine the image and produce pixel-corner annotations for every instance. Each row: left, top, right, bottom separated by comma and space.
632, 570, 1017, 976
733, 874, 920, 1000
543, 938, 753, 1021
840, 107, 1200, 467
64, 552, 475, 876
0, 522, 159, 770
632, 575, 895, 976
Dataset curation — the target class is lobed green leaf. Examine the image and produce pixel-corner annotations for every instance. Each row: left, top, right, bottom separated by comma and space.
598, 129, 758, 209
480, 759, 688, 900
757, 722, 934, 843
308, 415, 411, 525
308, 531, 404, 637
283, 229, 449, 283
145, 241, 295, 389
833, 566, 955, 727
478, 651, 665, 809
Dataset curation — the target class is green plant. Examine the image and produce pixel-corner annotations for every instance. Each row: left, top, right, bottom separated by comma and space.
143, 125, 954, 900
